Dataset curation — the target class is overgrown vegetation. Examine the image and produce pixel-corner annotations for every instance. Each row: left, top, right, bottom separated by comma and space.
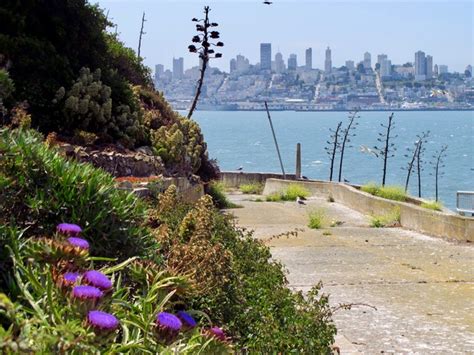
361, 182, 407, 202
0, 128, 336, 352
239, 182, 264, 194
207, 181, 239, 209
266, 184, 310, 202
370, 207, 401, 228
308, 209, 326, 229
421, 200, 443, 211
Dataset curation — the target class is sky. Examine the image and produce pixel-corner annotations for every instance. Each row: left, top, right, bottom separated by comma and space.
95, 0, 473, 73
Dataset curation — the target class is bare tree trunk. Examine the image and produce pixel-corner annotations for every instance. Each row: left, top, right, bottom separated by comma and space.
382, 113, 394, 186
187, 58, 208, 119
137, 12, 146, 58
338, 111, 357, 182
329, 122, 342, 181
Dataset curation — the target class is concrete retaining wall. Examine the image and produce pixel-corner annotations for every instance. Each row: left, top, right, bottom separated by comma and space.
220, 171, 297, 187
263, 178, 474, 242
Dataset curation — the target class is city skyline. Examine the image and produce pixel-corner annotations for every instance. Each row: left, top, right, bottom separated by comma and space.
95, 1, 473, 73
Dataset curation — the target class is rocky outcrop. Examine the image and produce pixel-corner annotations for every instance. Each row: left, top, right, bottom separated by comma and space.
58, 143, 165, 177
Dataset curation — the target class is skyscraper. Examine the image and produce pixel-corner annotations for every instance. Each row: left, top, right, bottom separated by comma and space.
426, 55, 433, 79
325, 47, 332, 74
414, 51, 426, 80
230, 58, 237, 73
438, 65, 448, 74
305, 48, 312, 70
288, 54, 297, 71
377, 54, 388, 66
380, 58, 392, 77
236, 54, 250, 72
345, 60, 355, 71
260, 43, 272, 71
363, 52, 371, 70
275, 52, 285, 73
155, 64, 164, 81
172, 57, 184, 80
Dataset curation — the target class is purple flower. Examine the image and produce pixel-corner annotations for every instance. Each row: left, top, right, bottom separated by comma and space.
57, 223, 82, 236
72, 285, 103, 300
209, 327, 226, 341
63, 272, 80, 285
177, 311, 197, 329
88, 310, 119, 331
156, 312, 182, 331
83, 270, 112, 291
67, 237, 89, 250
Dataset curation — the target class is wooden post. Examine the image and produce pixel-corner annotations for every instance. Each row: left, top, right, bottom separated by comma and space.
296, 143, 301, 179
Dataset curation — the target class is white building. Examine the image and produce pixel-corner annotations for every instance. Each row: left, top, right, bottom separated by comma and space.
363, 52, 371, 69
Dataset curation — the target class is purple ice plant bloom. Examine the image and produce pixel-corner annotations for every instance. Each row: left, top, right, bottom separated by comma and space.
88, 310, 119, 331
63, 272, 80, 285
83, 270, 112, 291
177, 311, 197, 328
156, 312, 182, 331
67, 237, 89, 250
209, 327, 226, 341
57, 223, 82, 236
72, 285, 103, 300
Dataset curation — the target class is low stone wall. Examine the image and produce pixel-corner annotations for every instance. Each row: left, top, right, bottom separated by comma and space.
220, 171, 297, 188
117, 177, 204, 203
263, 178, 474, 242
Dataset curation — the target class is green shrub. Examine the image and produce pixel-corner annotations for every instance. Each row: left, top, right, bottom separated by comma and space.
308, 209, 326, 229
370, 207, 401, 228
265, 184, 310, 202
239, 182, 264, 194
421, 201, 443, 211
361, 183, 407, 202
208, 181, 238, 209
152, 187, 336, 352
0, 128, 156, 262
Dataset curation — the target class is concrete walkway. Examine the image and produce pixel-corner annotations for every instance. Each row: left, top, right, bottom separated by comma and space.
227, 192, 474, 354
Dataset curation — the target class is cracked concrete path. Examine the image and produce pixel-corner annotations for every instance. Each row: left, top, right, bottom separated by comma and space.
227, 192, 474, 354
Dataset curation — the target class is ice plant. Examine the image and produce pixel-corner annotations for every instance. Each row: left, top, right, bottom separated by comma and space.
87, 310, 119, 331
67, 237, 89, 250
177, 311, 197, 329
155, 312, 182, 343
57, 223, 82, 236
72, 285, 103, 300
83, 270, 112, 291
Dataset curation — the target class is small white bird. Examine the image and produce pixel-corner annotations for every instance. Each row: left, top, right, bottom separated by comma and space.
236, 166, 243, 171
296, 196, 306, 206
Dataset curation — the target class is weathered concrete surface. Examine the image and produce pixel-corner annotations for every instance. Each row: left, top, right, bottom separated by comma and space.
227, 192, 474, 354
263, 179, 474, 242
220, 171, 296, 188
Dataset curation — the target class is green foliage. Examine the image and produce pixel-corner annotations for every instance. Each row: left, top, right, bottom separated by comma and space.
152, 187, 336, 352
0, 128, 156, 263
0, 69, 14, 102
0, 1, 150, 141
370, 207, 401, 228
207, 182, 239, 209
420, 200, 443, 211
361, 182, 407, 202
265, 184, 310, 202
239, 182, 264, 194
308, 209, 326, 229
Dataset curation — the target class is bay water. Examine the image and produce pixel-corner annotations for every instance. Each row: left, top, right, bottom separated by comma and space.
193, 110, 474, 210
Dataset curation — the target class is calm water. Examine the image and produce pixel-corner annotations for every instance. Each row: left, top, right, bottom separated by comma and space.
192, 110, 474, 209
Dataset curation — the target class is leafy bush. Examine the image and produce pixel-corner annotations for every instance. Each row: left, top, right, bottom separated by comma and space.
151, 187, 336, 352
370, 207, 401, 228
308, 209, 326, 229
0, 128, 156, 262
265, 184, 310, 202
361, 183, 407, 202
239, 182, 264, 194
420, 201, 443, 211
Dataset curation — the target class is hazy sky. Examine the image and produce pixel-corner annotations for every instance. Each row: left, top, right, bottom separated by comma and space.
95, 0, 473, 73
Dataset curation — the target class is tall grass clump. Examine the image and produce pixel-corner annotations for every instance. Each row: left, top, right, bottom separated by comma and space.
239, 182, 264, 195
308, 209, 326, 229
361, 182, 407, 202
266, 184, 310, 202
421, 200, 443, 211
207, 181, 238, 209
370, 207, 401, 228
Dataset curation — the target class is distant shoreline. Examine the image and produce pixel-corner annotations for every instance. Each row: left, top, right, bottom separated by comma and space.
190, 108, 474, 113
